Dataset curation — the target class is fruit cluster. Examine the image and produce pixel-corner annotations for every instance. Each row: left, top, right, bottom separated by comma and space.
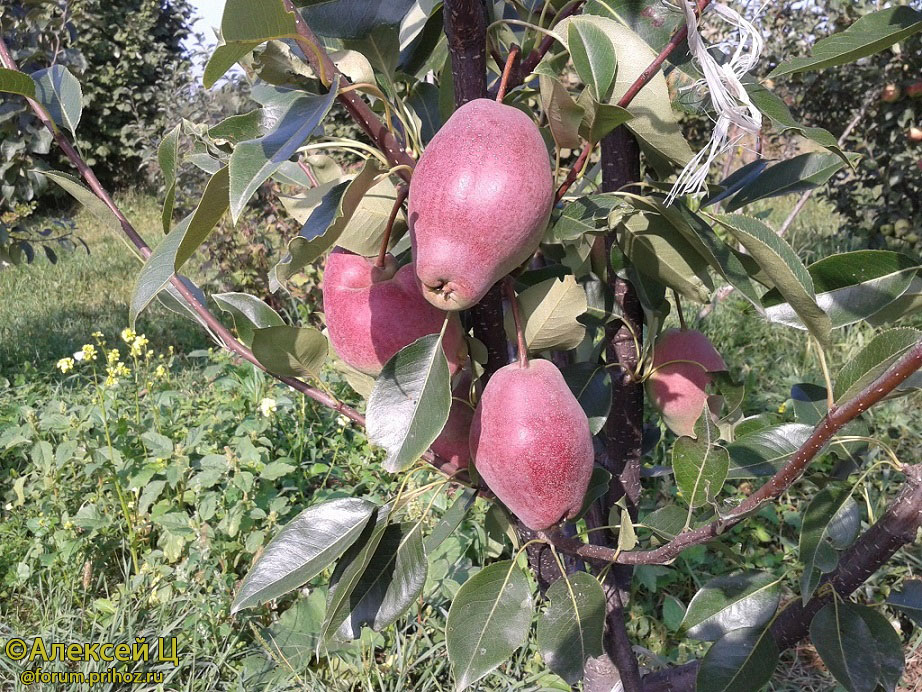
322, 98, 725, 531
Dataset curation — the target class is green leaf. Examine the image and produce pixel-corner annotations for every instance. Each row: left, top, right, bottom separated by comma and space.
617, 507, 637, 551
853, 605, 904, 692
764, 251, 919, 330
539, 74, 584, 150
213, 292, 285, 346
887, 580, 922, 627
366, 333, 452, 473
618, 211, 713, 304
561, 363, 612, 435
158, 123, 181, 234
549, 194, 625, 243
222, 0, 298, 43
321, 505, 392, 641
725, 152, 855, 212
726, 424, 812, 478
230, 80, 339, 223
663, 595, 686, 632
251, 325, 328, 378
31, 65, 82, 135
555, 15, 693, 175
712, 213, 831, 346
302, 0, 416, 40
584, 0, 686, 57
130, 167, 230, 325
231, 497, 376, 613
40, 171, 122, 236
273, 160, 384, 290
568, 20, 617, 103
574, 466, 613, 520
537, 572, 606, 684
696, 626, 779, 692
204, 42, 260, 88
641, 504, 687, 541
0, 68, 36, 98
672, 416, 729, 508
208, 110, 264, 143
770, 6, 922, 78
578, 95, 634, 143
447, 560, 533, 691
504, 276, 588, 353
799, 486, 859, 603
332, 521, 428, 638
834, 328, 922, 403
425, 488, 477, 553
744, 83, 847, 162
810, 599, 879, 692
682, 571, 782, 641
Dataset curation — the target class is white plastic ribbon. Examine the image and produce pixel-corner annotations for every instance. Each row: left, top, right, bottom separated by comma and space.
666, 1, 763, 205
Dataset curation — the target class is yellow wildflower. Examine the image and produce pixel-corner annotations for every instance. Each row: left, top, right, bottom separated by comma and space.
130, 334, 149, 357
107, 348, 121, 365
120, 327, 136, 344
79, 344, 97, 362
56, 357, 75, 374
91, 331, 103, 339
777, 402, 788, 414
154, 364, 168, 380
260, 398, 278, 417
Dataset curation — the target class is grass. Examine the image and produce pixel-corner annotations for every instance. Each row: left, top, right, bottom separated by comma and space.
0, 192, 207, 375
1, 190, 921, 690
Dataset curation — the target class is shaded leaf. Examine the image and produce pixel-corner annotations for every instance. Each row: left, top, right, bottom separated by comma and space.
887, 580, 922, 627
537, 572, 606, 684
810, 599, 879, 692
251, 325, 328, 377
158, 124, 181, 233
697, 626, 779, 692
562, 362, 612, 435
568, 20, 617, 102
726, 423, 812, 478
726, 153, 856, 212
0, 67, 36, 98
539, 73, 584, 150
800, 486, 858, 603
425, 488, 476, 553
854, 604, 904, 692
673, 417, 729, 508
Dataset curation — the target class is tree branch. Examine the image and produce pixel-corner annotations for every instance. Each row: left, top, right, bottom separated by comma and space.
642, 464, 922, 692
542, 336, 922, 566
0, 34, 467, 487
280, 0, 415, 180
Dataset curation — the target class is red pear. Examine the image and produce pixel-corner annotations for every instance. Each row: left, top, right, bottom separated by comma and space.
431, 371, 478, 469
322, 248, 467, 376
470, 359, 594, 531
881, 84, 901, 103
646, 329, 726, 438
408, 98, 554, 311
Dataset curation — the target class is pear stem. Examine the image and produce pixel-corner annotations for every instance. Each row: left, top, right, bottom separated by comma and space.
504, 277, 529, 368
673, 290, 687, 331
375, 184, 408, 268
496, 44, 521, 102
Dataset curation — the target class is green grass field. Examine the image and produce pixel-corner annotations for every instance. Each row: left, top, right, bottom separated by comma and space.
1, 191, 920, 690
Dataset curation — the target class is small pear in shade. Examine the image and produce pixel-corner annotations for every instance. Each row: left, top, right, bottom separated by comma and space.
470, 359, 594, 531
431, 370, 479, 469
322, 248, 467, 377
408, 98, 554, 311
646, 328, 726, 438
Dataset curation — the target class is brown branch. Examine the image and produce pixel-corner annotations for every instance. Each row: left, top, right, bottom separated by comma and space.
495, 44, 521, 102
0, 34, 466, 487
542, 336, 922, 566
514, 0, 586, 87
642, 464, 922, 692
280, 0, 415, 180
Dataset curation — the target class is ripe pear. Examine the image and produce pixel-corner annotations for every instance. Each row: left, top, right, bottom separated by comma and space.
322, 248, 467, 377
646, 328, 726, 438
470, 359, 594, 531
407, 98, 554, 311
431, 371, 478, 469
881, 84, 901, 103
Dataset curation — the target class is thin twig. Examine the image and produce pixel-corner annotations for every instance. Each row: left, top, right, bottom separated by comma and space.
375, 184, 408, 268
504, 277, 528, 368
496, 44, 521, 102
